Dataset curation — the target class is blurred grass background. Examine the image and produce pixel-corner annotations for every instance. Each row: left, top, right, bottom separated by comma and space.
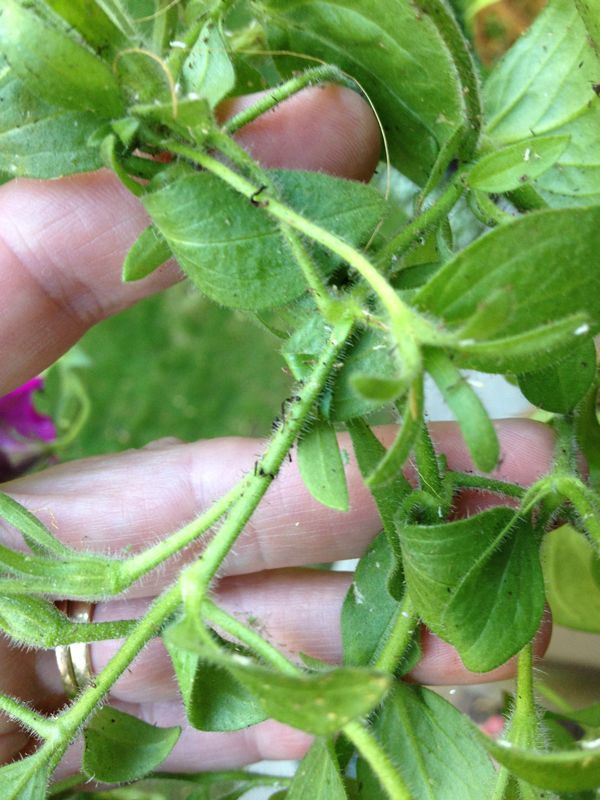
50, 284, 290, 460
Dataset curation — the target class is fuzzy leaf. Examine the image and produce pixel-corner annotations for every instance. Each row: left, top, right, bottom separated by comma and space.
181, 20, 235, 108
0, 492, 71, 557
164, 619, 391, 736
425, 349, 499, 472
83, 706, 181, 783
484, 0, 600, 207
341, 532, 419, 674
518, 339, 596, 413
0, 71, 103, 179
0, 0, 124, 118
415, 207, 600, 337
122, 225, 172, 282
541, 525, 600, 634
143, 169, 386, 310
0, 595, 135, 648
287, 739, 347, 800
0, 756, 48, 800
263, 0, 480, 185
468, 136, 570, 194
297, 420, 349, 512
163, 634, 266, 731
357, 684, 495, 799
479, 733, 600, 792
397, 507, 545, 671
454, 313, 595, 374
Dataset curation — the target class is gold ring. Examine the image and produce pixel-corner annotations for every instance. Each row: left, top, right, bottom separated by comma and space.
55, 600, 95, 698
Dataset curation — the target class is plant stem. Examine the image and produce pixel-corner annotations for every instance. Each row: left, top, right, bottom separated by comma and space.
44, 583, 182, 773
414, 423, 443, 499
450, 471, 525, 499
471, 190, 516, 227
204, 601, 415, 800
123, 479, 247, 584
0, 694, 54, 739
202, 599, 299, 676
373, 595, 418, 674
211, 131, 340, 320
344, 720, 414, 800
222, 65, 352, 133
378, 174, 466, 269
180, 318, 354, 614
163, 139, 429, 382
556, 476, 600, 550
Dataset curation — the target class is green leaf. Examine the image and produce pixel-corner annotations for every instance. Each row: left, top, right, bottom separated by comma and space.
0, 70, 103, 179
262, 0, 480, 185
575, 0, 600, 56
143, 169, 386, 310
341, 532, 419, 674
349, 374, 405, 403
454, 313, 595, 374
397, 507, 545, 671
0, 492, 71, 557
164, 619, 391, 736
469, 136, 570, 194
44, 0, 127, 52
484, 0, 600, 207
330, 328, 397, 421
478, 731, 600, 792
347, 418, 411, 560
181, 20, 235, 108
163, 633, 267, 731
0, 755, 49, 800
83, 706, 181, 783
122, 225, 172, 282
575, 383, 600, 490
415, 207, 600, 337
297, 420, 349, 512
425, 349, 499, 472
518, 339, 596, 413
541, 525, 600, 634
0, 0, 124, 118
287, 739, 347, 800
357, 684, 495, 799
0, 595, 135, 648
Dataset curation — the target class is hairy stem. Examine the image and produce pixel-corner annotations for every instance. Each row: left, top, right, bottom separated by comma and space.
163, 139, 432, 382
222, 65, 353, 133
344, 720, 415, 800
180, 318, 354, 616
450, 471, 526, 499
378, 173, 466, 269
373, 594, 418, 674
0, 694, 54, 739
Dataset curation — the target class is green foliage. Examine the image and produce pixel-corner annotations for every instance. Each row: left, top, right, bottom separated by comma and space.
0, 0, 124, 118
483, 0, 600, 207
165, 617, 391, 735
357, 684, 495, 798
0, 0, 599, 796
398, 507, 545, 671
83, 707, 181, 783
297, 420, 350, 511
542, 526, 600, 634
143, 169, 386, 310
518, 340, 596, 414
468, 136, 570, 194
262, 0, 480, 185
286, 739, 347, 799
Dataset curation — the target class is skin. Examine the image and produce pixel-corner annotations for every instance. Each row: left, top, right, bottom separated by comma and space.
0, 85, 552, 777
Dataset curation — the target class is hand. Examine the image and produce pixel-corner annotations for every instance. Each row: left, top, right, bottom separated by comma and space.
0, 86, 551, 778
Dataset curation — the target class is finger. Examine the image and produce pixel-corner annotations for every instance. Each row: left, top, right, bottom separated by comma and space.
30, 569, 550, 709
0, 86, 380, 395
3, 420, 555, 595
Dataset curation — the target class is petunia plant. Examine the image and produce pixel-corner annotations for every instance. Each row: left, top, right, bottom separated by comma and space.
0, 0, 599, 798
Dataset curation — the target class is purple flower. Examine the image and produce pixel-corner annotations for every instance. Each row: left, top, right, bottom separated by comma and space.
0, 377, 56, 482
